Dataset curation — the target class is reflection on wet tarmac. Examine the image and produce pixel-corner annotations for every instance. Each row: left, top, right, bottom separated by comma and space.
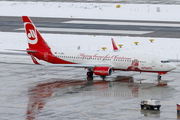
177, 114, 180, 119
141, 110, 160, 118
26, 80, 88, 120
26, 76, 173, 120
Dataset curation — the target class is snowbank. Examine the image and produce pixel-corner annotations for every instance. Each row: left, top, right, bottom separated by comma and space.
0, 1, 180, 21
1, 32, 180, 60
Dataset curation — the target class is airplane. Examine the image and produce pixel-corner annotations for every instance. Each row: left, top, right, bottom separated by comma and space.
22, 16, 176, 82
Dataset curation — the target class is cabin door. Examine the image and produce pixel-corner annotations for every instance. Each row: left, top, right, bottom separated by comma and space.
152, 58, 156, 67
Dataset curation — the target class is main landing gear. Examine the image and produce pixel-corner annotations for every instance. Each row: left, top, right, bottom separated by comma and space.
86, 69, 93, 81
86, 69, 106, 81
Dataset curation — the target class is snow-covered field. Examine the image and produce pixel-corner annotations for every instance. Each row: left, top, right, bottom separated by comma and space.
1, 32, 180, 61
0, 1, 180, 60
1, 1, 180, 21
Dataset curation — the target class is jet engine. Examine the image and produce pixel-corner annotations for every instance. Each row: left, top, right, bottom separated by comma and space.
93, 67, 112, 76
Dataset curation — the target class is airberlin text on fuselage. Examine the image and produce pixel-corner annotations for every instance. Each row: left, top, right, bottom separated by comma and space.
141, 67, 152, 69
79, 53, 131, 60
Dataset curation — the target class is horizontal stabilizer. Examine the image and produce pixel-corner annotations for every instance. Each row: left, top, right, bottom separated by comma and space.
6, 49, 37, 53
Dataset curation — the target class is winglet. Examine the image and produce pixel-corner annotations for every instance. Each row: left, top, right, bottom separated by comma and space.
111, 38, 119, 51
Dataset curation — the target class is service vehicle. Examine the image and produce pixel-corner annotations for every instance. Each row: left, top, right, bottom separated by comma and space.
140, 99, 161, 110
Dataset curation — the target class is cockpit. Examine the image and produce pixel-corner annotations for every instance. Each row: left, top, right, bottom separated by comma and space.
161, 60, 170, 63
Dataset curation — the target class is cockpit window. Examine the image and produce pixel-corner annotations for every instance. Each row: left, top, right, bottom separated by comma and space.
161, 60, 170, 63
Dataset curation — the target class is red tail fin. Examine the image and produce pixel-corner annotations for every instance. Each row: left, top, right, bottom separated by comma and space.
22, 16, 50, 50
111, 38, 119, 51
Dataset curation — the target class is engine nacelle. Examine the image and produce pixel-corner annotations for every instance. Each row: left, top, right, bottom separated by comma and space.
93, 67, 112, 76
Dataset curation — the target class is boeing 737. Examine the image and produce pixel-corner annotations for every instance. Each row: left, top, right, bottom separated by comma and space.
22, 16, 176, 82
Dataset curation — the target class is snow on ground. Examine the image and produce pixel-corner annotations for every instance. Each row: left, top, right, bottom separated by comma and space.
0, 1, 180, 60
1, 32, 180, 60
0, 1, 180, 21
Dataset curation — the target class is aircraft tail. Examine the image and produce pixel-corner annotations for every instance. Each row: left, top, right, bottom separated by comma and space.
111, 38, 119, 51
22, 16, 53, 64
22, 16, 50, 51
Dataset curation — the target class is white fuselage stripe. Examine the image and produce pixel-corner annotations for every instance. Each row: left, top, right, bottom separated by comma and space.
16, 27, 153, 35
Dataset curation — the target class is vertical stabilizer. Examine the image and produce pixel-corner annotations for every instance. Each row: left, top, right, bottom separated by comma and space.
111, 38, 119, 51
22, 16, 50, 50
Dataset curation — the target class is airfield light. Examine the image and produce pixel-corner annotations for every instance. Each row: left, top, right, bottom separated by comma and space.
134, 42, 139, 45
118, 44, 123, 48
116, 5, 121, 8
101, 47, 107, 51
149, 39, 154, 43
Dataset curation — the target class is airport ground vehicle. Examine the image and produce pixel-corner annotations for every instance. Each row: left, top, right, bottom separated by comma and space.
140, 99, 161, 110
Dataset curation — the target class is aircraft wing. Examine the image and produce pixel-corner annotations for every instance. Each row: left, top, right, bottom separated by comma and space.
44, 64, 112, 68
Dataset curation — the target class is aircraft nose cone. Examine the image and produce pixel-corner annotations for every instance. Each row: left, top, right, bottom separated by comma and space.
170, 63, 177, 70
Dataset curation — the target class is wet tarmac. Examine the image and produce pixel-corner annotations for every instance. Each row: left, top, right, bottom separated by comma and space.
1, 54, 180, 120
2, 16, 180, 38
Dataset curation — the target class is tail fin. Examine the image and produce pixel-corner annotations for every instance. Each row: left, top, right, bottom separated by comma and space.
22, 16, 50, 50
111, 38, 119, 51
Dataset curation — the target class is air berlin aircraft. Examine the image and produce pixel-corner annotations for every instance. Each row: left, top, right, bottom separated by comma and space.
22, 16, 176, 81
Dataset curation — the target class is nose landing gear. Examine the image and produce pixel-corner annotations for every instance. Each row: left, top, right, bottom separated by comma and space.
157, 74, 167, 86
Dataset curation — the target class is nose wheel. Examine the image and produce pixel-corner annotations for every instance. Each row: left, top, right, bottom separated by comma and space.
157, 75, 162, 84
157, 75, 161, 80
